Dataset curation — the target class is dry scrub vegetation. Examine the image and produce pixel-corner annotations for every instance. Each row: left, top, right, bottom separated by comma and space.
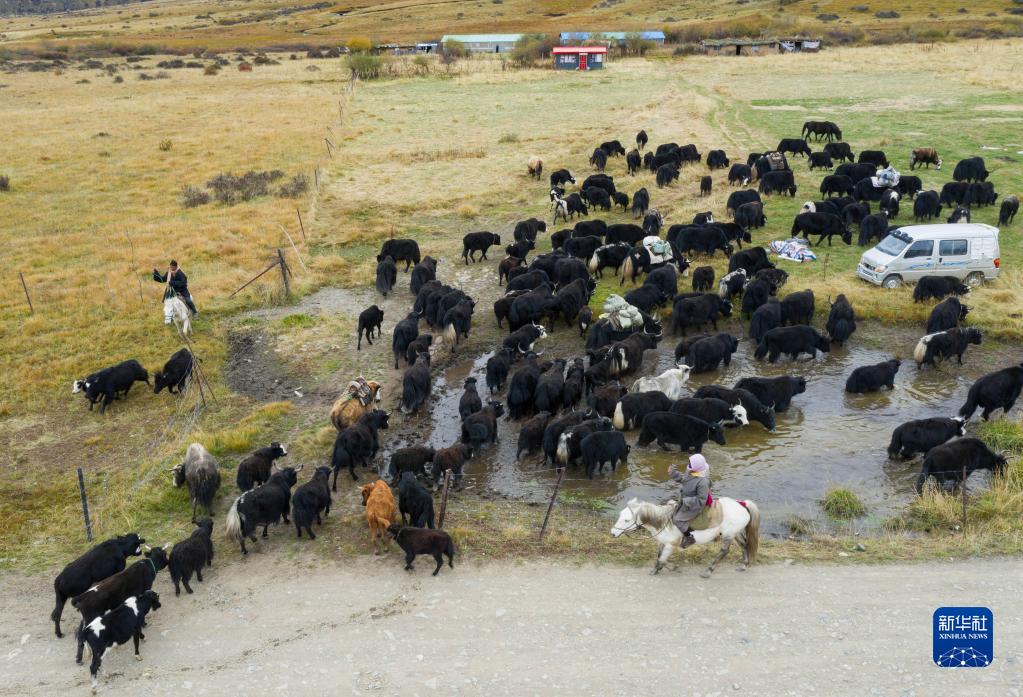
0, 0, 1018, 56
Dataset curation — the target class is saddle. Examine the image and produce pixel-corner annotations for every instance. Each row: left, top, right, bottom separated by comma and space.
685, 499, 724, 532
766, 151, 787, 171
343, 377, 373, 406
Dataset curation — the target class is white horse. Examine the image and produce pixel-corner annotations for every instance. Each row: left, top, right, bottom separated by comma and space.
164, 294, 192, 338
612, 497, 760, 577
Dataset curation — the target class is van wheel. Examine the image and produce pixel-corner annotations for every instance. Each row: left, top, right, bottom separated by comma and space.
965, 272, 985, 288
882, 275, 903, 289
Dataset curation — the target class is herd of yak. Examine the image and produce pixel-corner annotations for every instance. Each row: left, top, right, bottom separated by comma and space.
56, 121, 1020, 691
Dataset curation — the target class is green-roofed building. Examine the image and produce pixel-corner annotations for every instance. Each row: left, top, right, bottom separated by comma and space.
440, 34, 523, 53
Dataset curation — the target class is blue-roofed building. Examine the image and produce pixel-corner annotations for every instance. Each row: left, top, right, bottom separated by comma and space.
439, 34, 523, 53
559, 31, 666, 45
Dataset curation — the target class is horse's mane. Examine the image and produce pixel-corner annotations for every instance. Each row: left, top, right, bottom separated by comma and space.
632, 500, 674, 528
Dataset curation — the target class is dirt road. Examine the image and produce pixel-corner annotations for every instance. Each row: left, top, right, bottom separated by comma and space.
2, 557, 1020, 696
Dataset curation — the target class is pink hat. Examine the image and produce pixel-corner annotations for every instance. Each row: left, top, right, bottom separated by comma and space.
687, 454, 708, 474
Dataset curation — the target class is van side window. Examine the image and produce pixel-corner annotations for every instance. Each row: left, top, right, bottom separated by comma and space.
904, 240, 933, 259
939, 239, 968, 256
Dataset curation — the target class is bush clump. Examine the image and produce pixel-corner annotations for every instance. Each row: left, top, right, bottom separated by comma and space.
821, 487, 867, 518
158, 139, 172, 151
0, 175, 9, 192
180, 184, 209, 208
347, 53, 382, 79
206, 170, 283, 204
346, 36, 373, 53
276, 173, 309, 198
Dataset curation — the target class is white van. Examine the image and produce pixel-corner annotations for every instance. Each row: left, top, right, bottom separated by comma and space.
856, 223, 1000, 289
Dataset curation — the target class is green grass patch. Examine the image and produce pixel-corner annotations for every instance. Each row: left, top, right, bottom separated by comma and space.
278, 313, 315, 329
821, 487, 867, 518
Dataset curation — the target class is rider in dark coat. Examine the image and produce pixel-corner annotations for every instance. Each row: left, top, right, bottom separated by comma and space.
669, 454, 710, 549
153, 260, 197, 315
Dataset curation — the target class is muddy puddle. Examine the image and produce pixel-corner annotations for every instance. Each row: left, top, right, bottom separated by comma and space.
419, 318, 1018, 534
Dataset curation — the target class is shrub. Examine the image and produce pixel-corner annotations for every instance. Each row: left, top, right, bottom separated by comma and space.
347, 53, 382, 79
180, 185, 209, 208
158, 139, 172, 151
238, 62, 253, 72
457, 203, 479, 219
203, 64, 220, 75
821, 487, 867, 518
277, 173, 309, 198
498, 133, 519, 143
510, 33, 553, 66
875, 10, 900, 18
346, 36, 373, 53
0, 175, 9, 192
623, 33, 654, 56
205, 170, 284, 204
306, 48, 323, 58
113, 75, 124, 83
441, 39, 468, 63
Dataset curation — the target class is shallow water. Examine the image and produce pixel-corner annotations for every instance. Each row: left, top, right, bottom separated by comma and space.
418, 317, 1016, 534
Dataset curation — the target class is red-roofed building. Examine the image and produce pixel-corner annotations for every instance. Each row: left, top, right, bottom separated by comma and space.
552, 46, 607, 70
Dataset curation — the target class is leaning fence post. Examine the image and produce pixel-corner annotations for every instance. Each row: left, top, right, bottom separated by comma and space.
961, 465, 968, 531
438, 469, 452, 529
19, 271, 33, 314
539, 467, 565, 542
77, 467, 93, 541
296, 207, 307, 242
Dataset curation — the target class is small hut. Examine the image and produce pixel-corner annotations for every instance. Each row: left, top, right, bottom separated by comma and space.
552, 46, 608, 70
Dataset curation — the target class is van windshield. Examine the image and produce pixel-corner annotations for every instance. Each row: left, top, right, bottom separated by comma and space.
876, 235, 909, 257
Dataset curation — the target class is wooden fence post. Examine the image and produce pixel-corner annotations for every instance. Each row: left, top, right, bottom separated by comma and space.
277, 249, 290, 297
438, 469, 452, 529
296, 207, 307, 242
19, 271, 33, 314
77, 467, 93, 541
539, 467, 565, 542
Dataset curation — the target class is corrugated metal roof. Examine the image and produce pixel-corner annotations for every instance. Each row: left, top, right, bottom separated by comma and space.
440, 34, 523, 43
559, 31, 665, 40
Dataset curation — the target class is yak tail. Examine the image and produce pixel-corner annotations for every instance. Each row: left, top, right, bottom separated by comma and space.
912, 337, 928, 365
753, 338, 768, 359
743, 500, 760, 564
612, 402, 627, 430
958, 391, 978, 420
443, 323, 457, 349
555, 433, 571, 465
620, 256, 634, 286
445, 537, 456, 566
588, 252, 600, 274
330, 405, 344, 431
886, 430, 901, 459
225, 497, 243, 543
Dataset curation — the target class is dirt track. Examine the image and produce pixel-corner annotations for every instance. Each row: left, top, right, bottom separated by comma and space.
2, 557, 1020, 696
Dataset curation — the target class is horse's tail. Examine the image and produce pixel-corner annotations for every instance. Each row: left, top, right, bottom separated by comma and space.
743, 500, 760, 564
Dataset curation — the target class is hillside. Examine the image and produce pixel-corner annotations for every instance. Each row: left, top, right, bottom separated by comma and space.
0, 0, 1019, 54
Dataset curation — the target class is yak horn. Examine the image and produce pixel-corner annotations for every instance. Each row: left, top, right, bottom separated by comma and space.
162, 543, 171, 551
295, 463, 305, 472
